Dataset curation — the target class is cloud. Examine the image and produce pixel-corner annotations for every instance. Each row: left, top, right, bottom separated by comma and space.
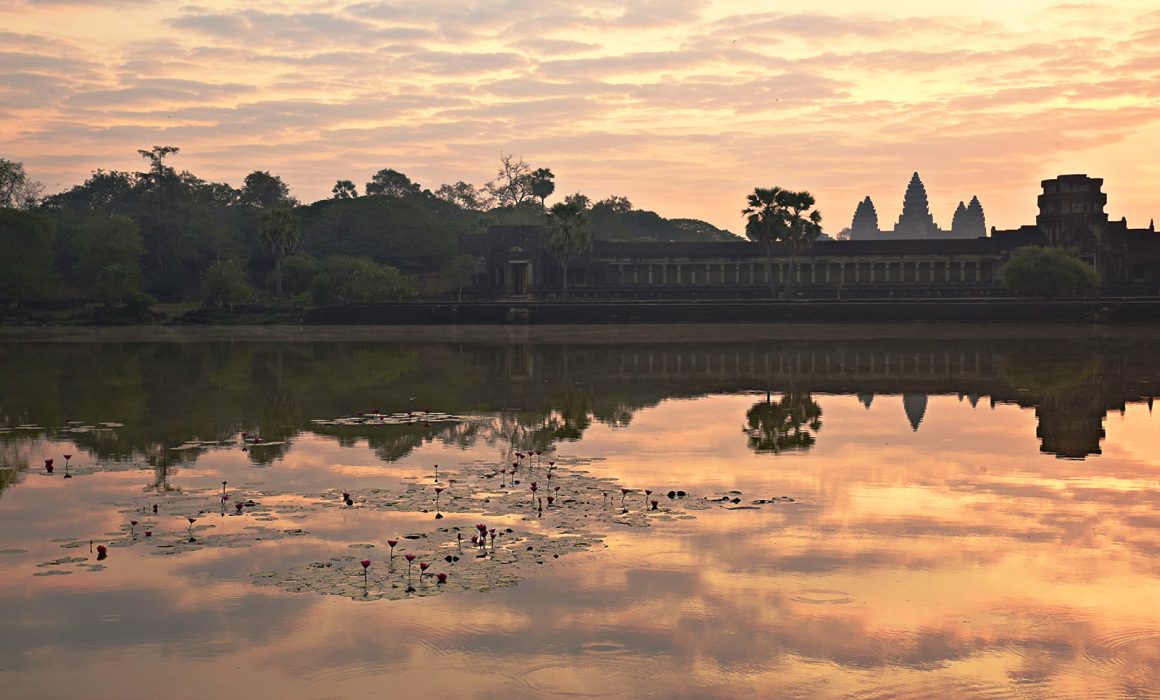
2, 1, 1158, 230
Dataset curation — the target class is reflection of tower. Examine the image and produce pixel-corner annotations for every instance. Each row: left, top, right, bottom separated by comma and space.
902, 394, 928, 431
857, 393, 874, 409
1034, 393, 1108, 459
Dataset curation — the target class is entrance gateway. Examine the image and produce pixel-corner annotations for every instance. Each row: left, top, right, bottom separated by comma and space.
507, 260, 530, 296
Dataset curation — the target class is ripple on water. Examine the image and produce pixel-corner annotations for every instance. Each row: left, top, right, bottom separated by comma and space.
519, 660, 652, 697
844, 677, 1024, 700
1079, 626, 1160, 671
790, 589, 853, 605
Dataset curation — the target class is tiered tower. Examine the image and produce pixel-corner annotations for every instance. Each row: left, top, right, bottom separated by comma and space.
850, 196, 880, 239
894, 173, 939, 239
951, 196, 986, 238
1036, 174, 1108, 249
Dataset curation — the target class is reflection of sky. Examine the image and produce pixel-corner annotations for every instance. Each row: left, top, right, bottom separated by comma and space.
2, 394, 1159, 698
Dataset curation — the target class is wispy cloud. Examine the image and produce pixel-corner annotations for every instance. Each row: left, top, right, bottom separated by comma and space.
1, 0, 1157, 231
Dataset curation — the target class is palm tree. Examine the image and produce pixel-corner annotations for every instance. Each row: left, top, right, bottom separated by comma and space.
259, 207, 300, 303
742, 187, 823, 297
742, 187, 786, 296
546, 201, 592, 299
779, 190, 823, 297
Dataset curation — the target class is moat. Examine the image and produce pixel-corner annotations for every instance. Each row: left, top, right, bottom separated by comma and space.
1, 325, 1158, 698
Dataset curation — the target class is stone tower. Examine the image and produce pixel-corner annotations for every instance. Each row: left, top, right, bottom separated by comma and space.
894, 172, 939, 239
951, 201, 968, 236
850, 196, 880, 240
964, 196, 986, 237
1036, 174, 1107, 249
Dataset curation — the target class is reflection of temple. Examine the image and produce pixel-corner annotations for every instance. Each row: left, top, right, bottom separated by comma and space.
464, 173, 1159, 298
469, 338, 1155, 460
902, 394, 928, 431
2, 333, 1157, 493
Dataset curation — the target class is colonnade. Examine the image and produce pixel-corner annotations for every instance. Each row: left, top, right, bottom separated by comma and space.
607, 258, 997, 287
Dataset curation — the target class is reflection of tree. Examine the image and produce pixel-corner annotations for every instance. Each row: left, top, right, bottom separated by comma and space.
745, 391, 822, 453
548, 393, 592, 441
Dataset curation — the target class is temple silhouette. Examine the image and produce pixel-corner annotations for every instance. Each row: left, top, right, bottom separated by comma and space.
463, 173, 1160, 299
849, 172, 986, 240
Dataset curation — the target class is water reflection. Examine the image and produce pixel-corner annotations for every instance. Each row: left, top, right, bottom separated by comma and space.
745, 391, 823, 452
1, 327, 1159, 698
3, 331, 1157, 485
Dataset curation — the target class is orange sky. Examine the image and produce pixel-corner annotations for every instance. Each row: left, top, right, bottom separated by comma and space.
2, 0, 1159, 233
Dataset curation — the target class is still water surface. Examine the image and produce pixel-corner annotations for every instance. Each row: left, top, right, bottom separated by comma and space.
1, 326, 1159, 699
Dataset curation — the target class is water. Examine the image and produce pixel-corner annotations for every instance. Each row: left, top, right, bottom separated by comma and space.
1, 325, 1159, 699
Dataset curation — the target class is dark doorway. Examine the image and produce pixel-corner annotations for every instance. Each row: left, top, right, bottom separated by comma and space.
508, 261, 529, 296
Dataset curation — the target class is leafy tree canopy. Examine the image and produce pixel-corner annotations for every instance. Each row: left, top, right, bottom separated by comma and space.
0, 209, 59, 303
0, 157, 44, 209
1000, 246, 1100, 295
366, 168, 421, 198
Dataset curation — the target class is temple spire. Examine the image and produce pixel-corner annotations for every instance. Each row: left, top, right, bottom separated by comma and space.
894, 172, 938, 239
951, 201, 968, 236
850, 196, 880, 239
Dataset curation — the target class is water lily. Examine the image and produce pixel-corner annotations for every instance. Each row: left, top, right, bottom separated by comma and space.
387, 539, 398, 559
436, 572, 448, 584
44, 459, 54, 474
96, 545, 108, 561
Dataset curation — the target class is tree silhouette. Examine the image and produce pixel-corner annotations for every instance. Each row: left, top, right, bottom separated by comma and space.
365, 169, 421, 198
546, 201, 592, 299
742, 187, 823, 297
745, 391, 822, 453
331, 180, 358, 199
259, 207, 301, 303
530, 168, 555, 207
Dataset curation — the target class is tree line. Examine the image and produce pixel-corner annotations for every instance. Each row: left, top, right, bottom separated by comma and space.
0, 149, 737, 310
0, 146, 1097, 311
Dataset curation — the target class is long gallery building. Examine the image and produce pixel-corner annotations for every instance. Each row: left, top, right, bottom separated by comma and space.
463, 174, 1160, 299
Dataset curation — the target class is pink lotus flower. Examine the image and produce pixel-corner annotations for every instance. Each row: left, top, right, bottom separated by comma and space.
404, 553, 416, 562
96, 545, 108, 561
145, 531, 152, 537
651, 500, 659, 510
436, 572, 448, 584
361, 559, 371, 570
388, 540, 398, 559
235, 501, 244, 513
44, 459, 54, 474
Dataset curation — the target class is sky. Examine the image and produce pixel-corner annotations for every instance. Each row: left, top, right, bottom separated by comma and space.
2, 0, 1159, 234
